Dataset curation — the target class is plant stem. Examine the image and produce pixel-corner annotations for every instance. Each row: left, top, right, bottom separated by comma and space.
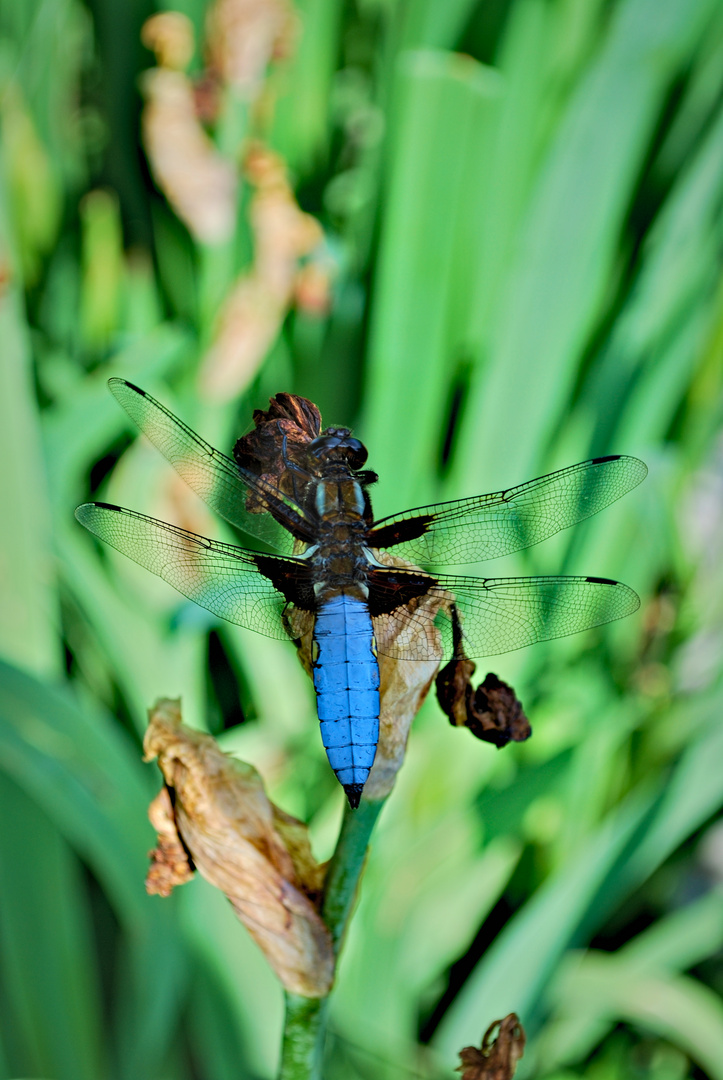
322, 797, 385, 953
279, 995, 325, 1080
278, 796, 386, 1079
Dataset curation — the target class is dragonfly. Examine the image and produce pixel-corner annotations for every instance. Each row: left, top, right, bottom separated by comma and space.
76, 380, 646, 808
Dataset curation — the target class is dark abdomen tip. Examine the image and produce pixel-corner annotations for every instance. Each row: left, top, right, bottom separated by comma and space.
344, 784, 364, 810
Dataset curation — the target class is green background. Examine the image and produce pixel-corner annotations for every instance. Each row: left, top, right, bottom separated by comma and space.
1, 0, 723, 1077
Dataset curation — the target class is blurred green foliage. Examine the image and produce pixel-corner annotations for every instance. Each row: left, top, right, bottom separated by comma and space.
1, 0, 723, 1077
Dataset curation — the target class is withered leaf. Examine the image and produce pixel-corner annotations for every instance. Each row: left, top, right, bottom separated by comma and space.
233, 391, 322, 511
146, 784, 195, 896
144, 699, 333, 997
234, 391, 321, 475
250, 391, 323, 435
457, 1014, 526, 1080
436, 608, 530, 746
436, 666, 531, 747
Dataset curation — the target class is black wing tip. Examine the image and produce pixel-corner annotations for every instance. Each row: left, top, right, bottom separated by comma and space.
585, 576, 641, 616
91, 501, 124, 512
590, 453, 648, 477
75, 502, 125, 524
344, 784, 364, 809
108, 376, 145, 396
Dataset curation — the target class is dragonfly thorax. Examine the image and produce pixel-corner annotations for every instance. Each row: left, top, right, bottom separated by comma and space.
314, 476, 367, 522
304, 474, 373, 590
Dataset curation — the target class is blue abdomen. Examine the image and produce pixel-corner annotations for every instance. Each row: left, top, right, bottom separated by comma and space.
312, 593, 380, 808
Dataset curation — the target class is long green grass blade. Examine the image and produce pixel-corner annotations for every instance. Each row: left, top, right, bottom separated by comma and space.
432, 784, 655, 1059
0, 659, 188, 1079
0, 771, 104, 1080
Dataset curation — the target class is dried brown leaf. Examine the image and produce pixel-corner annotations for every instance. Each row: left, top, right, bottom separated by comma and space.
437, 665, 531, 747
457, 1015, 526, 1080
140, 67, 237, 244
366, 554, 450, 799
232, 390, 321, 508
436, 609, 531, 747
146, 785, 195, 896
144, 699, 333, 996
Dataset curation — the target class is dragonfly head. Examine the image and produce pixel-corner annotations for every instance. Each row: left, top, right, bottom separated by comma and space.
308, 428, 369, 471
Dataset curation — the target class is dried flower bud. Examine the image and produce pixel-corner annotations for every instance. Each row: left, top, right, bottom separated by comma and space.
206, 0, 298, 96
140, 67, 237, 244
293, 260, 333, 316
233, 390, 321, 508
199, 143, 324, 401
141, 12, 195, 71
144, 699, 333, 997
456, 1014, 526, 1079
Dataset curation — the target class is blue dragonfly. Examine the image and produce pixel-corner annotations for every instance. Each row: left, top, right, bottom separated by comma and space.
76, 381, 646, 807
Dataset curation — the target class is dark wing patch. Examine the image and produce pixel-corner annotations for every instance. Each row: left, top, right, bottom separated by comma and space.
367, 567, 437, 616
75, 502, 312, 639
368, 456, 647, 566
253, 553, 316, 610
367, 514, 435, 551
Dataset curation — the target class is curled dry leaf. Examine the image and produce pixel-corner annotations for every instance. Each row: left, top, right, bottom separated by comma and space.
233, 390, 321, 510
144, 699, 333, 997
436, 606, 531, 747
199, 143, 324, 402
146, 784, 195, 896
436, 668, 531, 747
140, 65, 237, 245
457, 1014, 526, 1080
206, 0, 298, 96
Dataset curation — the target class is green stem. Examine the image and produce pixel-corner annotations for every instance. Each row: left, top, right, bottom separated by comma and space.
279, 995, 325, 1080
278, 797, 386, 1079
322, 797, 385, 953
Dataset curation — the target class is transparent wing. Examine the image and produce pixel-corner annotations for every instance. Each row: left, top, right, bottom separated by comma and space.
75, 502, 304, 640
373, 572, 640, 661
369, 456, 647, 566
109, 378, 304, 554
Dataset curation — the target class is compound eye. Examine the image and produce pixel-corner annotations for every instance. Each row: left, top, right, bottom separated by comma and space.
308, 435, 334, 458
346, 439, 368, 469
